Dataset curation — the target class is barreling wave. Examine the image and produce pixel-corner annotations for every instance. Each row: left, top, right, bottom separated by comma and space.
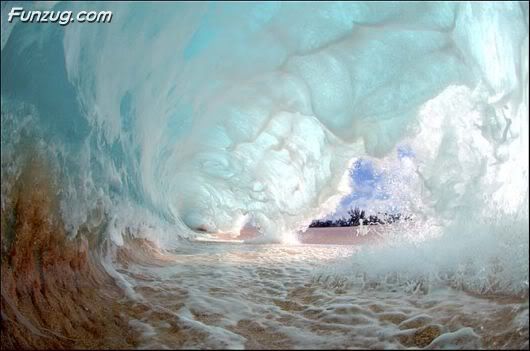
2, 2, 528, 243
1, 1, 528, 348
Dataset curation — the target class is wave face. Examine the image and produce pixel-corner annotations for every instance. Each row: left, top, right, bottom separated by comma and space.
1, 2, 529, 349
1, 3, 528, 260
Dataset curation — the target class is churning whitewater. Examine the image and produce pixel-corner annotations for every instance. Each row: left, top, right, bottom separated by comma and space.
1, 1, 528, 349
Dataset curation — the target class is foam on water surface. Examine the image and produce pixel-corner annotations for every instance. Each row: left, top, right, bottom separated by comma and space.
110, 240, 528, 349
1, 1, 528, 349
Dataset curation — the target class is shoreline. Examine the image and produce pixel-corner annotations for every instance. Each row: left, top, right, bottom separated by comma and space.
234, 224, 390, 245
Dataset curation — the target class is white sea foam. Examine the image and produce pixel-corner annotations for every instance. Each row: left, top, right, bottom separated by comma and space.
112, 241, 528, 349
1, 3, 528, 348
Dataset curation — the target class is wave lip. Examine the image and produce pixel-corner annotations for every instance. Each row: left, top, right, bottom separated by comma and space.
2, 2, 527, 242
1, 2, 529, 349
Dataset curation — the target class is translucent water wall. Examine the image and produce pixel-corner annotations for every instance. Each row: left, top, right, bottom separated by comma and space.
1, 1, 528, 251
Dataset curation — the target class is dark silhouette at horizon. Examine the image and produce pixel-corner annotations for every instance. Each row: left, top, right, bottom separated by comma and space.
309, 207, 411, 228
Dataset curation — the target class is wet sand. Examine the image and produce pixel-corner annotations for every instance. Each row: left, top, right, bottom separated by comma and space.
236, 223, 385, 245
298, 226, 384, 245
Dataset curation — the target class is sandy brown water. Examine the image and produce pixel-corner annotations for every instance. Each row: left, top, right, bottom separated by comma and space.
0, 162, 139, 349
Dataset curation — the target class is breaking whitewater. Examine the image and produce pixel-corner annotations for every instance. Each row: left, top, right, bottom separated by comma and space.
1, 2, 529, 349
